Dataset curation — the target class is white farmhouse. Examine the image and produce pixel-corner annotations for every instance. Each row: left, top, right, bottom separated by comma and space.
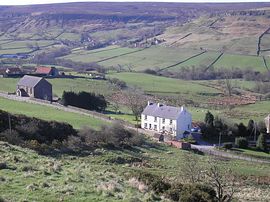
141, 101, 192, 139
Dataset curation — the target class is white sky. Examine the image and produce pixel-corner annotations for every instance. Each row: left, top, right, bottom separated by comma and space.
0, 0, 270, 6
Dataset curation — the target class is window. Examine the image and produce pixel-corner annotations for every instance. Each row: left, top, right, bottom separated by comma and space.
162, 118, 165, 124
154, 125, 157, 130
154, 117, 157, 122
170, 128, 173, 132
144, 123, 147, 128
144, 115, 147, 120
170, 119, 173, 125
188, 124, 190, 129
149, 124, 152, 129
30, 88, 33, 95
162, 126, 165, 131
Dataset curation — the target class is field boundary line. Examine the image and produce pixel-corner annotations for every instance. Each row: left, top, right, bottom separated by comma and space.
95, 47, 148, 63
262, 56, 270, 72
158, 51, 207, 72
204, 52, 224, 71
257, 26, 270, 56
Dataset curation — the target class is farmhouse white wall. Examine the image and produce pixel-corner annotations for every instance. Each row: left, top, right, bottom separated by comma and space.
141, 102, 192, 139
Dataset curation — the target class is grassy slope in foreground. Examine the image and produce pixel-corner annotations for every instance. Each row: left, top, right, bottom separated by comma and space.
1, 141, 270, 202
0, 97, 105, 129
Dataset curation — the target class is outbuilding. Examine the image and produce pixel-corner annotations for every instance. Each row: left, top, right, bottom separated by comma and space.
16, 75, 52, 101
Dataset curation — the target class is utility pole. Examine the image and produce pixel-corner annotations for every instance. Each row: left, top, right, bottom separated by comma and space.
218, 132, 222, 149
254, 121, 257, 142
8, 113, 11, 135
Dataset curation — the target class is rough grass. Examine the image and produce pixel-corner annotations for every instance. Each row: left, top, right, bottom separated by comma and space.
0, 97, 105, 129
0, 140, 270, 202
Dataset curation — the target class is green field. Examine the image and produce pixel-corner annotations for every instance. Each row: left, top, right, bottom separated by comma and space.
99, 46, 200, 71
0, 40, 56, 54
167, 51, 220, 71
0, 77, 113, 97
62, 45, 270, 73
0, 97, 105, 129
62, 46, 136, 63
213, 53, 267, 72
108, 72, 221, 95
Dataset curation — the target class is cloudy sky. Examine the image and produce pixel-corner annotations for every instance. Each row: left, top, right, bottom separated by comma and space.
1, 0, 270, 6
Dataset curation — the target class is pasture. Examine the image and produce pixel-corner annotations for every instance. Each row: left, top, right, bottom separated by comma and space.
0, 77, 114, 97
108, 72, 221, 96
63, 45, 270, 73
0, 97, 105, 129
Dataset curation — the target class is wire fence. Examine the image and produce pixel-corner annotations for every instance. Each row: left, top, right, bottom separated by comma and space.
196, 147, 270, 164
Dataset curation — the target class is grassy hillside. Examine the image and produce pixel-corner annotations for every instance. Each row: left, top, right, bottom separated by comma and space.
0, 97, 105, 129
1, 140, 270, 201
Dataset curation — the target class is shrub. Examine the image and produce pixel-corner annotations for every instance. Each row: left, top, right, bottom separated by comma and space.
235, 137, 248, 149
256, 133, 268, 152
144, 69, 157, 75
179, 184, 217, 202
223, 142, 233, 149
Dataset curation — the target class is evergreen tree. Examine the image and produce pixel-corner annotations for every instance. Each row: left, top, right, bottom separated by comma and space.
256, 133, 268, 152
237, 123, 247, 137
204, 111, 214, 127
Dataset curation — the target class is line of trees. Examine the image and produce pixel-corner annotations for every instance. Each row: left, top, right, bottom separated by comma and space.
201, 111, 268, 151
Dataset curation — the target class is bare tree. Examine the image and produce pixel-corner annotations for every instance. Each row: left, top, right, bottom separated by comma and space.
224, 71, 233, 97
205, 159, 236, 202
125, 87, 145, 121
182, 152, 205, 183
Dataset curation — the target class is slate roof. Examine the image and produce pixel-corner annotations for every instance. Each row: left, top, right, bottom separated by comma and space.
6, 67, 22, 74
142, 102, 188, 120
17, 75, 43, 87
35, 66, 52, 74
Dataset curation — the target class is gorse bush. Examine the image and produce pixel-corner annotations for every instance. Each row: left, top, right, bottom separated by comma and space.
77, 123, 145, 149
235, 137, 248, 149
132, 171, 217, 202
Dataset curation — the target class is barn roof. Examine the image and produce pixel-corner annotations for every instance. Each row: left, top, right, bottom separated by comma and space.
17, 75, 43, 87
35, 66, 52, 74
142, 102, 189, 120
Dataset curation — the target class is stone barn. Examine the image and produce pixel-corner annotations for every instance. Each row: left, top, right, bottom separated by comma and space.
16, 75, 52, 101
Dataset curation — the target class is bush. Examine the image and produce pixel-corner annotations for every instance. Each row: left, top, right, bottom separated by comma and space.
78, 123, 146, 149
223, 142, 233, 149
144, 69, 157, 75
235, 137, 248, 149
180, 184, 217, 202
256, 133, 268, 152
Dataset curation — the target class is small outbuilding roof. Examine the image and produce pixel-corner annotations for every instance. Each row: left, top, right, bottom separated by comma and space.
17, 75, 43, 87
35, 66, 53, 74
142, 102, 189, 120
